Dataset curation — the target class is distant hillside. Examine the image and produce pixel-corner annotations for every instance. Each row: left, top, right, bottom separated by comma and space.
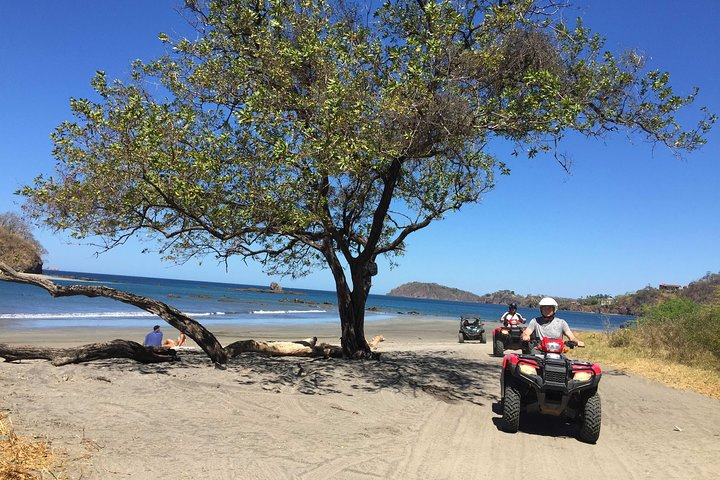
387, 282, 483, 302
388, 282, 575, 309
0, 213, 45, 274
387, 272, 720, 316
610, 272, 720, 315
0, 228, 43, 273
681, 272, 720, 304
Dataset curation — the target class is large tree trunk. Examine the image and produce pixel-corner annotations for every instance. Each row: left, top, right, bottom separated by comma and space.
0, 262, 228, 365
321, 244, 371, 358
338, 296, 371, 358
321, 215, 389, 358
326, 251, 374, 359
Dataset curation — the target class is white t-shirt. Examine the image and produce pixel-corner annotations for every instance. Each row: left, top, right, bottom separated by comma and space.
501, 312, 525, 325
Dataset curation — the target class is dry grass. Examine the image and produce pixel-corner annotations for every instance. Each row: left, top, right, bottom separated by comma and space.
0, 415, 66, 480
577, 332, 720, 400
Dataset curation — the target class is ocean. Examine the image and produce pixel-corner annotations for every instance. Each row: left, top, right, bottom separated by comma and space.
0, 270, 634, 331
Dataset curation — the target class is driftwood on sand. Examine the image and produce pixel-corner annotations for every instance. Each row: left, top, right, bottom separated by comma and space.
0, 340, 178, 366
0, 336, 384, 366
225, 335, 384, 359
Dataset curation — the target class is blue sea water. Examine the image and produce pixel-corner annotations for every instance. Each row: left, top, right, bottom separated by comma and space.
0, 270, 634, 331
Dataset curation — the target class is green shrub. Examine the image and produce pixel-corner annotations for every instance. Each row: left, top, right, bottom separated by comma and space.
694, 303, 720, 359
607, 328, 632, 348
610, 297, 719, 365
639, 297, 699, 325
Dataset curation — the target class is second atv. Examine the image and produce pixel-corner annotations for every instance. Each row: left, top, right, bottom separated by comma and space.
493, 316, 527, 356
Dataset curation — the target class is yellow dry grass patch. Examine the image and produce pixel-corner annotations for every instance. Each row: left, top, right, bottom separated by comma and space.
0, 415, 66, 480
577, 332, 720, 400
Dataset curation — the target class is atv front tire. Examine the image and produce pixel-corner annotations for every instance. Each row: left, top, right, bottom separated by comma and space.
458, 333, 464, 343
493, 339, 504, 357
502, 386, 521, 433
480, 332, 487, 343
578, 392, 601, 443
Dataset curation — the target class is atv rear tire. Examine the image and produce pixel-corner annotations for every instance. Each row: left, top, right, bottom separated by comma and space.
493, 339, 504, 357
480, 332, 487, 343
458, 333, 464, 343
578, 392, 601, 443
502, 386, 521, 433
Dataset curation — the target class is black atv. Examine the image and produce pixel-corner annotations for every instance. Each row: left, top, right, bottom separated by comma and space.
458, 314, 486, 343
500, 337, 602, 443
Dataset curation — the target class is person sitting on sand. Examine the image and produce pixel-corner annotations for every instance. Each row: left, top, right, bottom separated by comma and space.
163, 333, 187, 348
144, 325, 163, 347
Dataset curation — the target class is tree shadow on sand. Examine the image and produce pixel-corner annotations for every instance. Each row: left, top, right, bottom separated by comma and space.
88, 349, 503, 406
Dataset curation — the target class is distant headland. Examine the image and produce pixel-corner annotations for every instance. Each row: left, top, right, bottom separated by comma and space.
387, 273, 720, 316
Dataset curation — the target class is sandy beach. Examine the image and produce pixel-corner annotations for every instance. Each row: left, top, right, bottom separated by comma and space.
1, 317, 719, 479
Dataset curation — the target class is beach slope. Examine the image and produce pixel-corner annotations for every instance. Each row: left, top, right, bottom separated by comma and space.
1, 317, 718, 479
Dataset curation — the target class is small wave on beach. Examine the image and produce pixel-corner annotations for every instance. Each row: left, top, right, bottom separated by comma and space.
0, 311, 157, 320
0, 308, 343, 329
251, 309, 328, 315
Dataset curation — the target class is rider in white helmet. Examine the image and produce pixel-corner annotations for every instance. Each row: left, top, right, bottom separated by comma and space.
521, 297, 585, 347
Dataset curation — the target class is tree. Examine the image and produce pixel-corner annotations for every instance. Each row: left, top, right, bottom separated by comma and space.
20, 0, 713, 357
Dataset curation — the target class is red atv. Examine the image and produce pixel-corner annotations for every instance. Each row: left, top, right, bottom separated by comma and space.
492, 317, 527, 356
500, 337, 602, 443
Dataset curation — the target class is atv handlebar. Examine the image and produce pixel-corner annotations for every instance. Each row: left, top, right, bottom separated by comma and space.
525, 338, 583, 349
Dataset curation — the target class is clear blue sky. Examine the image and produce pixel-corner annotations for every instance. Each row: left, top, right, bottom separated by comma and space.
1, 1, 718, 298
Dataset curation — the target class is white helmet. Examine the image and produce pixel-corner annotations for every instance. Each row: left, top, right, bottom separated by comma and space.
538, 297, 558, 314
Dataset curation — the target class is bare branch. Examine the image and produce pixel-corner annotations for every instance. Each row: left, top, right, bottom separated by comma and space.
0, 261, 228, 365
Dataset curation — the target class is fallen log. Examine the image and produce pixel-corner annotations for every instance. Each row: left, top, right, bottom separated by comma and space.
0, 340, 178, 366
0, 336, 384, 366
225, 335, 384, 358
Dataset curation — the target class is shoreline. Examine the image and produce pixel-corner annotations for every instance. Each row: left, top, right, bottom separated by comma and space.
0, 316, 460, 348
0, 315, 608, 351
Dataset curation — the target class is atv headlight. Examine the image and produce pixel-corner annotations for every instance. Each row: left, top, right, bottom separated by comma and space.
501, 329, 509, 335
573, 371, 593, 382
519, 363, 538, 376
545, 341, 562, 352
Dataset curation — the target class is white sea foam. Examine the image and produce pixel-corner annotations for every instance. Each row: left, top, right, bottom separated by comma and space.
251, 309, 327, 315
0, 311, 156, 320
0, 309, 327, 320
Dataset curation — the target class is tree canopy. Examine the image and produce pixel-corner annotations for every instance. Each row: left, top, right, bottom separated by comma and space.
20, 0, 713, 356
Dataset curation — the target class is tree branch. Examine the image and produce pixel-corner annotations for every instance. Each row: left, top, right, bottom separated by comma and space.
0, 261, 228, 365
